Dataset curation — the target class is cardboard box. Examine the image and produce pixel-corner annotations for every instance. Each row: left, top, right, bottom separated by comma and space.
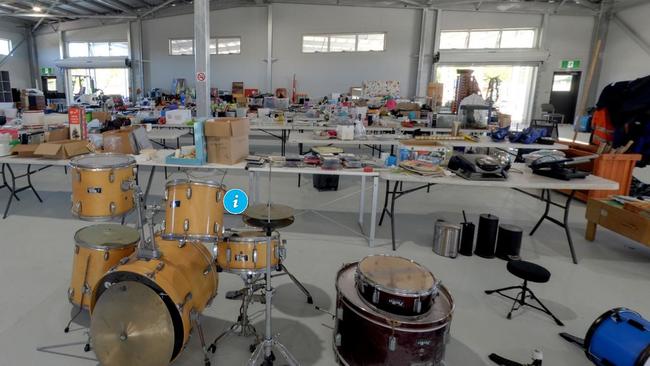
34, 140, 91, 159
103, 128, 138, 155
44, 127, 70, 142
205, 118, 249, 165
586, 199, 650, 246
11, 144, 39, 157
91, 111, 112, 123
68, 106, 87, 140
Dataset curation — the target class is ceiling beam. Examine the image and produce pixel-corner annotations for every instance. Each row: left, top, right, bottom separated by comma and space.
32, 0, 62, 31
140, 0, 176, 18
8, 12, 138, 19
90, 0, 134, 13
613, 13, 650, 57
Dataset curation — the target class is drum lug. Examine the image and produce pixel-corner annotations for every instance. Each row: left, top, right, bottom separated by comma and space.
163, 189, 168, 201
104, 250, 109, 261
226, 248, 232, 263
203, 264, 212, 276
414, 297, 422, 313
183, 219, 190, 232
82, 282, 91, 294
109, 169, 115, 183
388, 336, 397, 352
216, 190, 223, 202
252, 248, 258, 264
335, 333, 342, 347
212, 243, 218, 259
372, 288, 380, 304
73, 201, 82, 215
109, 202, 116, 214
74, 245, 80, 254
68, 287, 74, 300
213, 222, 220, 234
75, 170, 82, 182
161, 219, 166, 232
336, 307, 344, 320
177, 292, 193, 313
178, 238, 186, 248
119, 257, 130, 265
186, 187, 192, 199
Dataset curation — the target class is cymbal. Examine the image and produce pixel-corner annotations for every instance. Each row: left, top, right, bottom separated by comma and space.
90, 281, 174, 366
243, 203, 295, 229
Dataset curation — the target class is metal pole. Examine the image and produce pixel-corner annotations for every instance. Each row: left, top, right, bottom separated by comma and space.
415, 8, 427, 97
194, 0, 210, 118
266, 4, 273, 93
58, 30, 72, 106
26, 30, 40, 89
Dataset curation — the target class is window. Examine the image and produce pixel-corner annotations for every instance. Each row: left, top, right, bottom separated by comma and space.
217, 37, 241, 55
169, 38, 241, 55
439, 28, 536, 50
68, 41, 129, 57
0, 38, 12, 55
552, 75, 573, 92
302, 33, 385, 53
436, 65, 537, 125
70, 68, 129, 97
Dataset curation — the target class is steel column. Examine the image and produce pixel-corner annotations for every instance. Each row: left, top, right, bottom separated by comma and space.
266, 4, 273, 93
194, 0, 210, 118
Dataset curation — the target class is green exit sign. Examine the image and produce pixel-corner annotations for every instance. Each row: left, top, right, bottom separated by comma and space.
561, 60, 581, 69
40, 67, 54, 75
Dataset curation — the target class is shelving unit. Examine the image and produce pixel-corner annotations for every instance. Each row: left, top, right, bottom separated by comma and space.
0, 71, 12, 103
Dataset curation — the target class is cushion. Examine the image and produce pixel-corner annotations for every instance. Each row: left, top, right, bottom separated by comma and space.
507, 260, 550, 283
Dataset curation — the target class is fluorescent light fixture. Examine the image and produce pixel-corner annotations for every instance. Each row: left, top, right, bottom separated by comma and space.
32, 5, 42, 12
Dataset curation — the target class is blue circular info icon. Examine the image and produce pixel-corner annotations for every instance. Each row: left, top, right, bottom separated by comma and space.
223, 189, 249, 215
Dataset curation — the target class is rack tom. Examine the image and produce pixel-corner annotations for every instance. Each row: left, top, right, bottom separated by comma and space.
162, 179, 226, 241
215, 230, 285, 274
68, 224, 139, 310
335, 262, 454, 366
356, 255, 438, 316
70, 153, 136, 221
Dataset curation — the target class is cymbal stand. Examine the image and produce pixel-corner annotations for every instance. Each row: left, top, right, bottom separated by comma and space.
248, 163, 300, 366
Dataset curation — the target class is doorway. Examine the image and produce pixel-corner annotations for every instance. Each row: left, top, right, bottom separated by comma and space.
549, 71, 581, 124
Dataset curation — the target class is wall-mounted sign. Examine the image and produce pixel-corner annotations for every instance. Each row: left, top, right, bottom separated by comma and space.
40, 67, 54, 75
560, 60, 581, 69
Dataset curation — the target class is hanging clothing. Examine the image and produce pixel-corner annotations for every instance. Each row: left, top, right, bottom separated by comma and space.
591, 108, 615, 145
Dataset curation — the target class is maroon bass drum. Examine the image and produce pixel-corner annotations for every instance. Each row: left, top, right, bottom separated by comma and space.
355, 255, 439, 316
335, 262, 454, 366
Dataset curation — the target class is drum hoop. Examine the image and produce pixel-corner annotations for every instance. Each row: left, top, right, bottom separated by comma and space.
357, 255, 437, 297
72, 208, 135, 222
637, 345, 650, 365
336, 262, 455, 326
332, 344, 351, 366
165, 179, 226, 190
70, 153, 136, 170
337, 289, 454, 332
227, 232, 280, 243
584, 307, 630, 352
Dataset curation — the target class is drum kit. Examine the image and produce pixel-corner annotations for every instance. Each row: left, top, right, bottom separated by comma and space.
64, 152, 309, 366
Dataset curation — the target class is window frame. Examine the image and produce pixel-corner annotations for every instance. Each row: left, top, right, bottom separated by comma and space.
439, 28, 537, 50
301, 32, 386, 54
67, 40, 129, 58
0, 38, 13, 56
169, 37, 242, 56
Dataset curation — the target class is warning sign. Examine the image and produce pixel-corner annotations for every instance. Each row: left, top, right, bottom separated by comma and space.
196, 72, 206, 82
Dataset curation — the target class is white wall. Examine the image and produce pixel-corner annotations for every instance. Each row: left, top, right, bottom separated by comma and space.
597, 2, 650, 91
272, 3, 421, 98
0, 21, 32, 90
142, 6, 268, 93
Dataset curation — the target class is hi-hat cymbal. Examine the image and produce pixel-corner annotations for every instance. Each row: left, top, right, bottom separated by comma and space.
90, 281, 174, 366
243, 203, 295, 229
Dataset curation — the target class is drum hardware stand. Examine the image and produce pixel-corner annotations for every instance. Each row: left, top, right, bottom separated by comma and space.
64, 256, 91, 334
247, 162, 300, 366
485, 282, 564, 326
271, 264, 313, 304
210, 276, 262, 354
191, 310, 213, 366
123, 181, 160, 260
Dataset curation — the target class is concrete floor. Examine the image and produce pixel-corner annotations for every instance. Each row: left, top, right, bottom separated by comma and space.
0, 131, 649, 366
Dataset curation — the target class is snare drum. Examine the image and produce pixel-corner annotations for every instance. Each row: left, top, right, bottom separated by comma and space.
70, 153, 136, 221
335, 262, 454, 366
162, 179, 226, 241
584, 308, 650, 366
216, 230, 285, 274
91, 236, 218, 363
68, 224, 139, 310
356, 255, 438, 317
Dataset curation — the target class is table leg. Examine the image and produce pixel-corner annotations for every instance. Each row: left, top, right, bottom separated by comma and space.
378, 180, 391, 226
390, 183, 397, 251
585, 221, 597, 241
3, 164, 17, 219
530, 189, 550, 236
248, 171, 256, 204
25, 165, 42, 203
563, 190, 578, 264
358, 176, 366, 226
143, 166, 156, 204
529, 189, 579, 264
369, 177, 378, 247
